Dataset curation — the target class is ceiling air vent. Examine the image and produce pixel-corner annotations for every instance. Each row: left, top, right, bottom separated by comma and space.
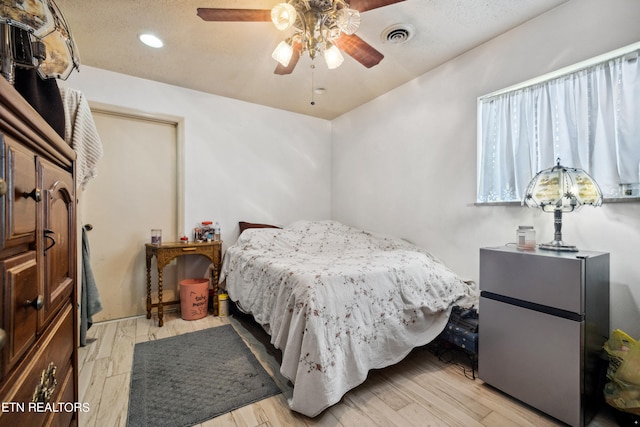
381, 24, 415, 44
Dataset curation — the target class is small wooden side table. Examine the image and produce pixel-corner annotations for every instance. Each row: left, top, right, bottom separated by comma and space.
145, 241, 222, 326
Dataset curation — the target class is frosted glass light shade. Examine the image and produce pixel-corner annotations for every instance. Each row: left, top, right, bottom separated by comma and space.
336, 8, 360, 35
272, 40, 293, 66
324, 44, 344, 69
271, 3, 296, 31
523, 162, 603, 212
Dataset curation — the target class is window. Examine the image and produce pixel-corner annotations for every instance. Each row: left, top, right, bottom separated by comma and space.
477, 43, 640, 203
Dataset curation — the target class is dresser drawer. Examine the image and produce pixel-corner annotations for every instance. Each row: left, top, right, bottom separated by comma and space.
1, 251, 39, 378
0, 304, 75, 426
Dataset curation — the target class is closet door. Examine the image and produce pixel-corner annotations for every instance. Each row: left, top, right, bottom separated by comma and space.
83, 110, 179, 320
38, 158, 75, 331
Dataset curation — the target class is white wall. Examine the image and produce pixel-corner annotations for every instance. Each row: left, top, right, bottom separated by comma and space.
63, 66, 332, 278
331, 0, 640, 336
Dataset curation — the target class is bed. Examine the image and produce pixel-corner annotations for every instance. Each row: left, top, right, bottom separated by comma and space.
219, 220, 477, 417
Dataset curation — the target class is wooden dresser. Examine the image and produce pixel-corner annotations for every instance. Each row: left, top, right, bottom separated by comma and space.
0, 77, 78, 426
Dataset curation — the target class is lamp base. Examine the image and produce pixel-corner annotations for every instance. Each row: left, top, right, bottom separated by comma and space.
538, 240, 579, 252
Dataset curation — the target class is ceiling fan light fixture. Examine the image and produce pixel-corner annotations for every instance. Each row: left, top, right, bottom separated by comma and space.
271, 3, 297, 31
197, 0, 404, 74
336, 8, 361, 35
272, 40, 294, 67
324, 44, 344, 69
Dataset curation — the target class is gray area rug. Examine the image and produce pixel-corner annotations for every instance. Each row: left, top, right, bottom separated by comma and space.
127, 324, 282, 426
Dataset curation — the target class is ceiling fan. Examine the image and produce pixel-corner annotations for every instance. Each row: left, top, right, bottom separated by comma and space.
197, 0, 405, 75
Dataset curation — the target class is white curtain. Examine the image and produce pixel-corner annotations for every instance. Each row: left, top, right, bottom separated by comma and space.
478, 51, 640, 202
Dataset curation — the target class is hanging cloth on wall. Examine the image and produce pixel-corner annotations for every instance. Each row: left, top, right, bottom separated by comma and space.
58, 86, 104, 189
80, 225, 102, 346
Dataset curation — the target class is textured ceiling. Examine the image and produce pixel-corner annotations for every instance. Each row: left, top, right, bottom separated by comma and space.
55, 0, 568, 119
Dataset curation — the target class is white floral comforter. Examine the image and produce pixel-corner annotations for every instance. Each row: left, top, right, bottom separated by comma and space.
220, 220, 476, 417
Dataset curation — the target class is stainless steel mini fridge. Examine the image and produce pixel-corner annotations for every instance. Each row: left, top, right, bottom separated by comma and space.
478, 246, 609, 427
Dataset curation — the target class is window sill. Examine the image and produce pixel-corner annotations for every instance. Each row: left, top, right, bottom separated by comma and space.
603, 197, 640, 203
475, 197, 640, 206
474, 201, 522, 207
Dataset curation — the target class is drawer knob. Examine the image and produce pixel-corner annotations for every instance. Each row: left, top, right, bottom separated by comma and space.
23, 187, 42, 202
0, 178, 6, 196
0, 329, 6, 350
26, 295, 44, 311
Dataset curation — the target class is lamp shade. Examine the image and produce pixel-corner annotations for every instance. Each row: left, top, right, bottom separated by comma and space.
523, 161, 603, 212
37, 0, 80, 80
522, 159, 603, 251
0, 0, 79, 82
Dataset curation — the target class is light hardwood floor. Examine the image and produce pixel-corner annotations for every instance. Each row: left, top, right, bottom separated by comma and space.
77, 311, 619, 427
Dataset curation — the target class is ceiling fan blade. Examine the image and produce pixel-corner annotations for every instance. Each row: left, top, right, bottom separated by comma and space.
274, 42, 302, 75
333, 34, 384, 68
197, 8, 271, 22
347, 0, 405, 12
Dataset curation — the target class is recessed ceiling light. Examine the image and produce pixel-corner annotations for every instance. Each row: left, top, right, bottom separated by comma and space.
139, 33, 163, 48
